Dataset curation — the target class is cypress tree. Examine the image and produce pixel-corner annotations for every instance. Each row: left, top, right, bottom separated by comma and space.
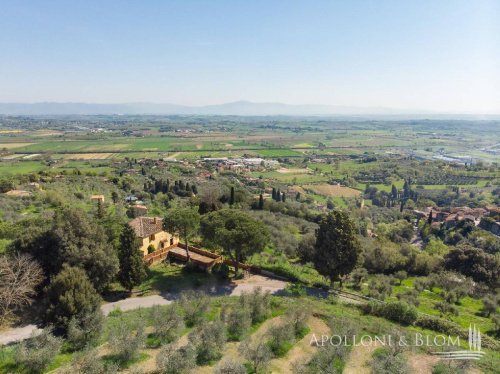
229, 186, 235, 206
96, 200, 105, 219
118, 224, 146, 292
258, 194, 264, 210
282, 192, 286, 202
272, 188, 276, 200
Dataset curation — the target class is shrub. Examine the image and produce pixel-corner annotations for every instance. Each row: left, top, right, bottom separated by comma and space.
284, 283, 307, 297
239, 287, 271, 324
150, 304, 184, 344
213, 358, 246, 374
179, 290, 210, 327
188, 320, 227, 364
107, 316, 146, 364
67, 309, 104, 351
212, 263, 230, 279
15, 328, 63, 374
155, 344, 196, 374
362, 301, 418, 325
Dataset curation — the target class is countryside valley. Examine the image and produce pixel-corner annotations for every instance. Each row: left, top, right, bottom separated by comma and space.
0, 116, 499, 373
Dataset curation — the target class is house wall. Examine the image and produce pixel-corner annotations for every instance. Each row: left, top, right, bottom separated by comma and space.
139, 230, 179, 256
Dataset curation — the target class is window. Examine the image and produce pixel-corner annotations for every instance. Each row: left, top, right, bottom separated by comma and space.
149, 234, 155, 241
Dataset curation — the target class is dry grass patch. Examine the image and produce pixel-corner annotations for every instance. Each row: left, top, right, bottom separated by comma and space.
303, 183, 361, 198
343, 341, 381, 374
0, 143, 34, 149
277, 168, 311, 174
63, 153, 115, 160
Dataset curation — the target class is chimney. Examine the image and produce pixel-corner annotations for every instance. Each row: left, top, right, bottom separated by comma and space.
153, 217, 157, 224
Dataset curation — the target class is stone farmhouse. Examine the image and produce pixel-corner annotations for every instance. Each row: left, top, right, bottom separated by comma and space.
129, 216, 179, 256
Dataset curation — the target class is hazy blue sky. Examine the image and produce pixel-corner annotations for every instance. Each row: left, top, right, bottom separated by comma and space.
1, 1, 499, 113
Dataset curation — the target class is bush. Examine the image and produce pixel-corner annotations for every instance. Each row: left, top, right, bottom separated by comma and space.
179, 290, 210, 327
67, 309, 104, 351
212, 263, 230, 279
150, 304, 184, 344
415, 315, 462, 335
362, 301, 418, 325
188, 320, 227, 364
416, 315, 499, 349
239, 287, 271, 324
107, 316, 146, 364
156, 344, 196, 374
213, 358, 246, 374
284, 283, 307, 297
15, 328, 63, 374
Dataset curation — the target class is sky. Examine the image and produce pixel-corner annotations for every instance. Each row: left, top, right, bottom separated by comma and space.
0, 0, 499, 113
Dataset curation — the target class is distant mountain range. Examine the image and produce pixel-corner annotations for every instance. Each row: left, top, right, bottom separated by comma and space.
0, 101, 425, 116
0, 101, 497, 119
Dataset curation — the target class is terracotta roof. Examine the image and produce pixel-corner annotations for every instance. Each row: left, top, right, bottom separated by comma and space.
129, 216, 163, 238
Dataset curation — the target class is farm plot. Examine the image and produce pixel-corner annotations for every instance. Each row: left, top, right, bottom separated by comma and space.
62, 153, 116, 160
277, 167, 311, 174
0, 142, 34, 149
303, 183, 361, 198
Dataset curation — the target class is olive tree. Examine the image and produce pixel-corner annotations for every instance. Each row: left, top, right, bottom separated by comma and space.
15, 328, 63, 374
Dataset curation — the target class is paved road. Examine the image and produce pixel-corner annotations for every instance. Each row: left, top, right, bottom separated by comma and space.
1, 275, 336, 346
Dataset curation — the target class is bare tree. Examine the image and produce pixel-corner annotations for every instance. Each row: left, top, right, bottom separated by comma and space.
0, 253, 44, 325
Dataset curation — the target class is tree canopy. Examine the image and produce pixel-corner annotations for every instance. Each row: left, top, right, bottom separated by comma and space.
44, 265, 101, 332
200, 209, 269, 272
313, 210, 360, 287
